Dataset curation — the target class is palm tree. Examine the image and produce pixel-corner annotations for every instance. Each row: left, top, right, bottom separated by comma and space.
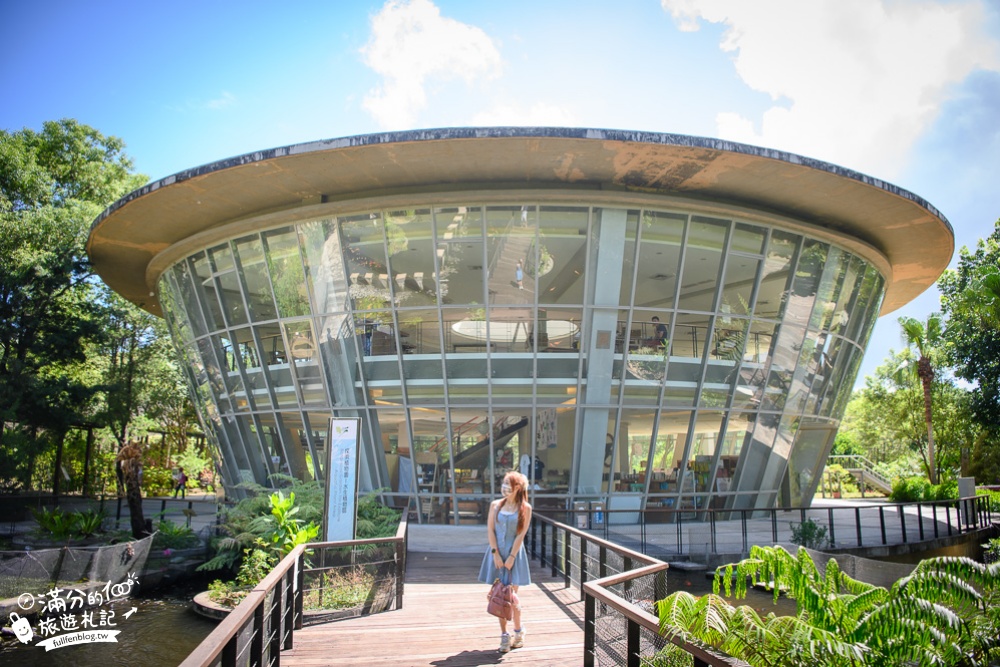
899, 314, 943, 484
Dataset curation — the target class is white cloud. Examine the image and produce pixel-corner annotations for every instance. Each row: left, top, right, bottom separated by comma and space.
471, 102, 578, 127
361, 0, 502, 129
206, 91, 236, 110
661, 0, 1000, 178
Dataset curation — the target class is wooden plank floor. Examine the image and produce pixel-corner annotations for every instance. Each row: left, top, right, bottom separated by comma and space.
282, 552, 586, 666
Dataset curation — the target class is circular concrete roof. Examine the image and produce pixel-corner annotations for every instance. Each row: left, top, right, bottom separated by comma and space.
88, 127, 953, 317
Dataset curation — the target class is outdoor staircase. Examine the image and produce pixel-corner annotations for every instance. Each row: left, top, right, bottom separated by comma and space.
827, 455, 893, 494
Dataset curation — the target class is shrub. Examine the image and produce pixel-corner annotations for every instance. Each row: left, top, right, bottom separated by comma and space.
199, 474, 322, 572
75, 509, 105, 537
889, 476, 931, 502
152, 519, 200, 549
32, 507, 106, 540
207, 544, 277, 607
978, 488, 1000, 513
983, 537, 1000, 565
32, 507, 80, 539
789, 518, 830, 550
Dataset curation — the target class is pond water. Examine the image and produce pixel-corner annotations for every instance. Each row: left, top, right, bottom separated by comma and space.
0, 586, 217, 667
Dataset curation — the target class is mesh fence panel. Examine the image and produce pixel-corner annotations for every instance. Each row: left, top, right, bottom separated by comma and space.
0, 535, 153, 600
301, 542, 400, 624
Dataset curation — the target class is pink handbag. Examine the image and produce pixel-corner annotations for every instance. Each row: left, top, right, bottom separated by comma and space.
487, 573, 514, 620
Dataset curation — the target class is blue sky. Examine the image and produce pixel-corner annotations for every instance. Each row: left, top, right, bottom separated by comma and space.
3, 0, 999, 388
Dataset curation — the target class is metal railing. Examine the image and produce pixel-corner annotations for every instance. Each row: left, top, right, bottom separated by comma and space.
547, 495, 992, 560
180, 517, 407, 667
826, 455, 892, 494
530, 513, 745, 667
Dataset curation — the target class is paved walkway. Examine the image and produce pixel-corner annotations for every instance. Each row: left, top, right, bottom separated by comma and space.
282, 552, 584, 667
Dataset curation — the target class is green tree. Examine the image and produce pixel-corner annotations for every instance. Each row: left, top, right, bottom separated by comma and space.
845, 347, 975, 482
940, 221, 1000, 474
0, 120, 144, 492
899, 313, 943, 484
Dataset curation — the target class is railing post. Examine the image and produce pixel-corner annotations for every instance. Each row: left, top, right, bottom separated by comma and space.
269, 578, 283, 664
624, 556, 633, 599
579, 538, 588, 601
879, 507, 887, 545
295, 550, 304, 630
946, 504, 953, 536
855, 506, 862, 547
917, 504, 925, 541
395, 536, 405, 610
541, 520, 547, 567
933, 504, 939, 538
627, 618, 640, 667
771, 509, 778, 543
222, 635, 237, 666
899, 505, 907, 544
564, 527, 572, 587
531, 517, 537, 557
741, 510, 748, 554
583, 593, 596, 667
283, 566, 295, 650
709, 510, 716, 554
551, 524, 558, 577
827, 507, 836, 547
250, 601, 265, 667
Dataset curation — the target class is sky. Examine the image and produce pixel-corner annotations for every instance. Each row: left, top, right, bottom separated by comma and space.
3, 0, 1000, 388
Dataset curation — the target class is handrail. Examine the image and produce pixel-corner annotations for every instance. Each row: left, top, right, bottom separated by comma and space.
531, 513, 745, 666
828, 455, 889, 480
180, 516, 408, 667
538, 495, 990, 563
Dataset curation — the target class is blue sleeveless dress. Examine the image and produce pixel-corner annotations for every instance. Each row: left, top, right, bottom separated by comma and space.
478, 504, 532, 586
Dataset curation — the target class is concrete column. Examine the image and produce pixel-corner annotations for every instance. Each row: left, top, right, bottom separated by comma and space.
576, 208, 627, 493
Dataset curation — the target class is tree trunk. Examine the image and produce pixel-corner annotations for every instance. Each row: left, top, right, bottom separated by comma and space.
52, 429, 66, 499
82, 427, 94, 497
918, 356, 936, 485
124, 467, 147, 538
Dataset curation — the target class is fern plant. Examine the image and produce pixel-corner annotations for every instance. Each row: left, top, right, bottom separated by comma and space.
655, 545, 1000, 666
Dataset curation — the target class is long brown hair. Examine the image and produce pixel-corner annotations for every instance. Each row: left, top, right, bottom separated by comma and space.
503, 471, 529, 534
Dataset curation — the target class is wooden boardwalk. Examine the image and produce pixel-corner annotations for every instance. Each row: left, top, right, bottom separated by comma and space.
282, 552, 586, 666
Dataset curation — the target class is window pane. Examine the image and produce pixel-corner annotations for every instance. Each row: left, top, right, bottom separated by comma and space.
678, 216, 728, 312
634, 211, 684, 310
235, 235, 278, 322
537, 206, 588, 305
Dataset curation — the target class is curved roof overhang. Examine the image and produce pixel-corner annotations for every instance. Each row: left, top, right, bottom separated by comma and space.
87, 127, 953, 317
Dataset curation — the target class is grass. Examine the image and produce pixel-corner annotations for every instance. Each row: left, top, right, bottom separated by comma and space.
304, 565, 386, 611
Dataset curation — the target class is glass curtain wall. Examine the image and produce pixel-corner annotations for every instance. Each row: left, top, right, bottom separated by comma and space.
158, 198, 884, 521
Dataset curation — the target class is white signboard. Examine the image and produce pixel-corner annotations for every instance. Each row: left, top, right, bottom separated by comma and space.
324, 418, 360, 541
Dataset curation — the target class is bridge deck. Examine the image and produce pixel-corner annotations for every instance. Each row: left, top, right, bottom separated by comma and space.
282, 552, 585, 666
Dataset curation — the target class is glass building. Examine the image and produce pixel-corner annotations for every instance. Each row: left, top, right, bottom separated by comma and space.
88, 128, 953, 523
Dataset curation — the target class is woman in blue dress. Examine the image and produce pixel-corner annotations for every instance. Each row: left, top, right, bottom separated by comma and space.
479, 470, 532, 653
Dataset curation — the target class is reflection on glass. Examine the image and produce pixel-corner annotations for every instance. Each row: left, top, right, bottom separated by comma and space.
537, 206, 588, 305
755, 230, 796, 319
679, 217, 728, 312
264, 228, 310, 318
153, 201, 889, 514
234, 236, 277, 322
